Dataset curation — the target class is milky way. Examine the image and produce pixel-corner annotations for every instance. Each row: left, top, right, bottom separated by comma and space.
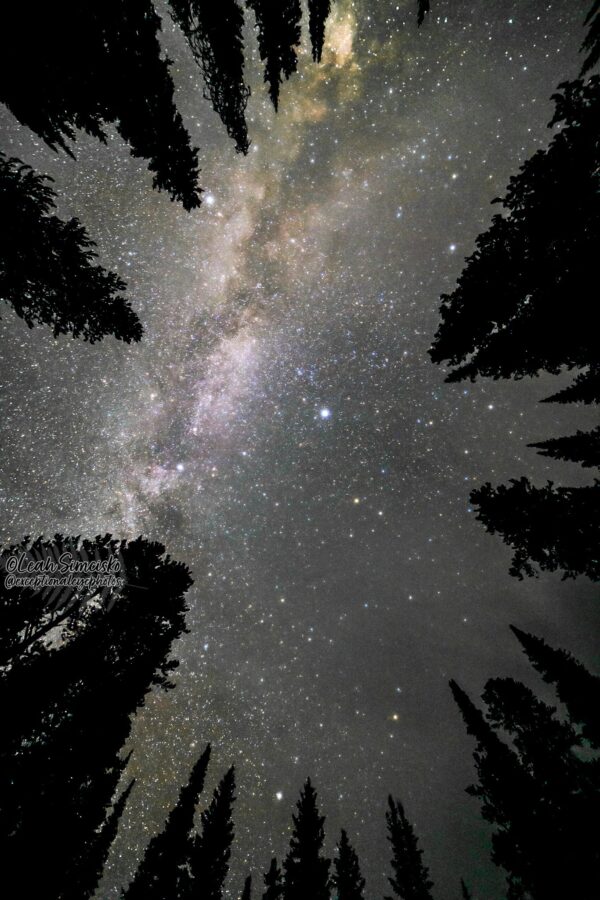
1, 2, 599, 897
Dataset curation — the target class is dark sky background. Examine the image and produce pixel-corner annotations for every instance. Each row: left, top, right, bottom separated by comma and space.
1, 1, 599, 897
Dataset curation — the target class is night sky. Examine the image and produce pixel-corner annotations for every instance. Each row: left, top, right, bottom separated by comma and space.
1, 1, 599, 897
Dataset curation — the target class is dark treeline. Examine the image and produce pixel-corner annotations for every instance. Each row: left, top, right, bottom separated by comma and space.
0, 1, 435, 345
0, 534, 192, 898
430, 3, 600, 585
0, 0, 334, 343
0, 153, 143, 343
1, 533, 598, 899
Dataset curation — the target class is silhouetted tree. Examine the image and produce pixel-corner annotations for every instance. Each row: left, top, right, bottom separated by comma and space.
263, 858, 284, 899
528, 426, 600, 468
470, 477, 600, 581
384, 797, 434, 900
0, 534, 192, 899
88, 776, 136, 895
332, 829, 366, 900
511, 625, 600, 748
308, 0, 332, 62
460, 879, 472, 899
542, 365, 600, 404
241, 874, 253, 900
169, 0, 250, 154
190, 765, 237, 899
123, 744, 211, 898
1, 2, 201, 209
582, 0, 600, 74
417, 1, 431, 27
283, 779, 330, 900
246, 0, 302, 111
451, 631, 600, 899
0, 153, 141, 343
430, 76, 600, 385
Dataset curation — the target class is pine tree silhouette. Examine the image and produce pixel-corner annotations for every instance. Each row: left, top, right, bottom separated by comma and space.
384, 797, 434, 900
542, 365, 600, 404
283, 778, 331, 900
528, 425, 600, 468
0, 153, 141, 343
0, 1, 201, 209
88, 776, 136, 896
451, 631, 600, 898
241, 874, 253, 900
0, 534, 192, 899
470, 477, 600, 581
430, 76, 600, 385
417, 1, 431, 27
332, 829, 366, 900
123, 744, 211, 898
246, 0, 302, 111
511, 625, 600, 748
263, 857, 284, 899
582, 0, 600, 74
308, 0, 332, 62
169, 0, 250, 154
190, 765, 237, 899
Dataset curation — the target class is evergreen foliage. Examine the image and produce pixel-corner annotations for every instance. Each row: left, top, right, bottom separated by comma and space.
123, 744, 211, 898
283, 779, 331, 900
384, 797, 434, 900
451, 631, 600, 899
332, 829, 366, 900
169, 0, 250, 154
190, 765, 237, 899
429, 77, 600, 386
263, 858, 284, 899
470, 478, 600, 581
246, 0, 302, 110
528, 426, 600, 468
0, 153, 141, 342
0, 534, 192, 899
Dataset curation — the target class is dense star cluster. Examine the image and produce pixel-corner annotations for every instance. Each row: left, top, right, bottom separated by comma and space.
0, 2, 598, 897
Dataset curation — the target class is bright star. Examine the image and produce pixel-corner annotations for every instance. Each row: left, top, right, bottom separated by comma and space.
319, 407, 332, 419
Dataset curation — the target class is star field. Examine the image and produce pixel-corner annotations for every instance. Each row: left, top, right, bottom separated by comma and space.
0, 2, 599, 897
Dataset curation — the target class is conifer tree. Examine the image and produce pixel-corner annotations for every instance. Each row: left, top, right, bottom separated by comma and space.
542, 365, 600, 404
429, 76, 600, 385
510, 625, 600, 748
451, 631, 600, 899
460, 879, 472, 899
190, 765, 237, 899
263, 858, 284, 899
241, 874, 253, 900
332, 829, 366, 900
307, 0, 332, 62
417, 1, 431, 27
88, 777, 136, 897
384, 797, 434, 900
169, 0, 250, 153
123, 744, 211, 899
0, 534, 192, 900
246, 0, 302, 110
470, 478, 600, 581
283, 779, 331, 900
528, 426, 600, 468
0, 153, 142, 343
1, 1, 201, 209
